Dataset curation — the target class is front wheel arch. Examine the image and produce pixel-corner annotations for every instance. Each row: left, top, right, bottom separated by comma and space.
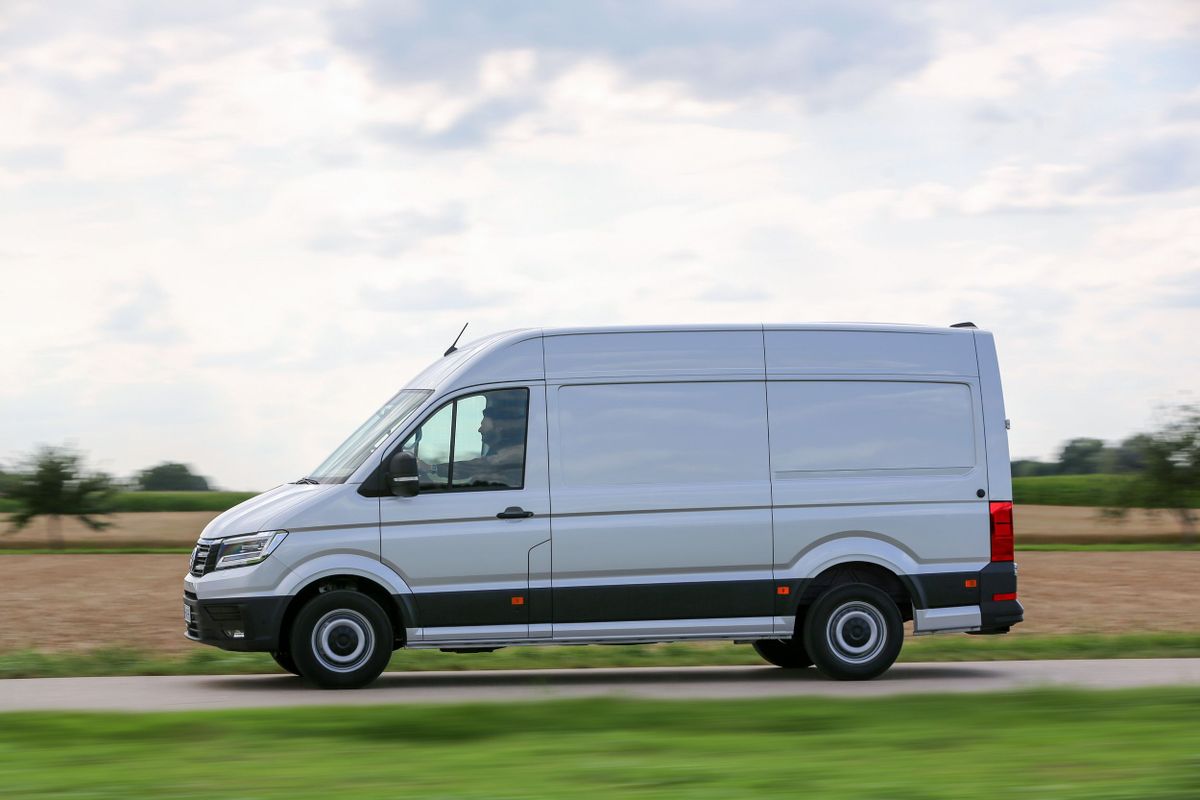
279, 575, 407, 655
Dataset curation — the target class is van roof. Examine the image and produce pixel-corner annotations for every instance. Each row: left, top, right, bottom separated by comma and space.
536, 322, 982, 338
452, 322, 983, 352
405, 322, 986, 392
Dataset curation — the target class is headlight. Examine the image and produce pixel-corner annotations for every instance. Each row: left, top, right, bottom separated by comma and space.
214, 531, 288, 570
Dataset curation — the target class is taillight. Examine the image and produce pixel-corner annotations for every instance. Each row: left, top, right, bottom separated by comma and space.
990, 501, 1014, 562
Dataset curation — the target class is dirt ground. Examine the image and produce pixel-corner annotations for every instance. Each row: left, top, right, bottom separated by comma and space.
0, 505, 1191, 549
1, 552, 1197, 654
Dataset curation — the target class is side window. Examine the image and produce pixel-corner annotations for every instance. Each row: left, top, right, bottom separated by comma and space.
399, 388, 529, 492
400, 402, 453, 491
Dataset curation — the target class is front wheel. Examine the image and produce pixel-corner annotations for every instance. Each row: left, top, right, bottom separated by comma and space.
289, 590, 392, 689
802, 583, 903, 681
751, 638, 813, 668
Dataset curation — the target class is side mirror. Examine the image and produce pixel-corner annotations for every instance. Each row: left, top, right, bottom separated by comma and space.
388, 451, 419, 497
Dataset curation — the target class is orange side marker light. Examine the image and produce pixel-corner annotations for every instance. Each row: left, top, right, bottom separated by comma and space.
776, 586, 790, 596
511, 596, 525, 606
965, 579, 978, 588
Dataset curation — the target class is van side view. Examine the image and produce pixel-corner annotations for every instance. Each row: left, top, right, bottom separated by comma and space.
184, 323, 1023, 688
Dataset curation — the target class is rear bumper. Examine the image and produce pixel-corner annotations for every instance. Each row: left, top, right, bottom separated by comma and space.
184, 591, 288, 652
907, 561, 1023, 635
978, 561, 1024, 633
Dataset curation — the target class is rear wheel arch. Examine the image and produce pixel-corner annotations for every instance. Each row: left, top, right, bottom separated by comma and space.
798, 560, 913, 625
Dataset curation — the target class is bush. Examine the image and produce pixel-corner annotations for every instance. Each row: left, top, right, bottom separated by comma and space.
135, 462, 211, 491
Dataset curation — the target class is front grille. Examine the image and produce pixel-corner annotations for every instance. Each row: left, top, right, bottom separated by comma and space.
190, 542, 218, 577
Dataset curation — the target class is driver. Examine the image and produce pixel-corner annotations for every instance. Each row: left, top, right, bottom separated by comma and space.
455, 393, 526, 487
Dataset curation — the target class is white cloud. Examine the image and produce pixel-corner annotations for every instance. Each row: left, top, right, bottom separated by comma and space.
902, 0, 1200, 100
1, 0, 1199, 486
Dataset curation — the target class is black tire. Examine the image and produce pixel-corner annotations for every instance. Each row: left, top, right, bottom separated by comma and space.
802, 583, 903, 681
752, 638, 813, 668
289, 590, 392, 689
270, 649, 302, 676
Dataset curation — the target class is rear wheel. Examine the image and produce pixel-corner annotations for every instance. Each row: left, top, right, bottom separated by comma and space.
289, 590, 392, 689
803, 583, 903, 681
751, 638, 813, 668
270, 649, 302, 676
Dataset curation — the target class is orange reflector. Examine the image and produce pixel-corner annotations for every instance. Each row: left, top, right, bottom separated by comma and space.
511, 596, 525, 606
776, 586, 790, 596
965, 579, 977, 588
992, 592, 1017, 602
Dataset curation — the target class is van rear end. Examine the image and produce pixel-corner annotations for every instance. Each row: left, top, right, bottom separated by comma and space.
974, 331, 1024, 633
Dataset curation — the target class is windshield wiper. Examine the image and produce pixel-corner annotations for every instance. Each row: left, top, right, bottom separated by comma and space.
292, 477, 320, 485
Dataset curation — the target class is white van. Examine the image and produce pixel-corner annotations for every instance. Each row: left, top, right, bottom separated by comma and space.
184, 324, 1022, 688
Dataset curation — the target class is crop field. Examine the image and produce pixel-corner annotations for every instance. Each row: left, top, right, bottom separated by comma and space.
1013, 474, 1200, 508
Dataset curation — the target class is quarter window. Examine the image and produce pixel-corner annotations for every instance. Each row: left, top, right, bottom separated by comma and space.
399, 388, 529, 491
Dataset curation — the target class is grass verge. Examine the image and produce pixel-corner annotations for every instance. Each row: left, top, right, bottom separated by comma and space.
4, 633, 1200, 679
2, 689, 1199, 798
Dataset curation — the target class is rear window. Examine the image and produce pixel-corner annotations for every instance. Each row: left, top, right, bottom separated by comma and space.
767, 381, 975, 474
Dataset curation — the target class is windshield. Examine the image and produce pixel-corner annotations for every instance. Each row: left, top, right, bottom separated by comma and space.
309, 389, 432, 483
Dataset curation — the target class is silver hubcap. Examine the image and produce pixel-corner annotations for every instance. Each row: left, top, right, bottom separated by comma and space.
825, 601, 886, 665
311, 609, 375, 673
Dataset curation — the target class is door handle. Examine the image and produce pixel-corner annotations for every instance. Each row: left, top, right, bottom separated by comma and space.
497, 506, 534, 519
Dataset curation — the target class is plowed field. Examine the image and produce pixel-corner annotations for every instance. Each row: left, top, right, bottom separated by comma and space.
1, 552, 1197, 654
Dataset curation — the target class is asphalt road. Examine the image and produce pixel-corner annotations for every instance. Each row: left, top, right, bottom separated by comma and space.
3, 659, 1199, 712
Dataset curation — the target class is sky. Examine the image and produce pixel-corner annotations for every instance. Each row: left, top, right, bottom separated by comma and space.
1, 0, 1198, 490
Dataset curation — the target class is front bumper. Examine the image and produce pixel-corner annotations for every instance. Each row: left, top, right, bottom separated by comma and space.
184, 591, 289, 652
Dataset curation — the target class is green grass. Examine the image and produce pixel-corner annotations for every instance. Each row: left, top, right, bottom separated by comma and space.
0, 490, 257, 514
5, 633, 1200, 679
3, 689, 1200, 798
1013, 474, 1200, 508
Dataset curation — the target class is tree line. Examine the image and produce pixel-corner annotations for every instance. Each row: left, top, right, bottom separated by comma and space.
1012, 436, 1154, 477
0, 450, 214, 546
0, 451, 211, 495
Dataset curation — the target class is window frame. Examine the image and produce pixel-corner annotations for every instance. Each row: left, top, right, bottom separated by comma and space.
397, 387, 531, 494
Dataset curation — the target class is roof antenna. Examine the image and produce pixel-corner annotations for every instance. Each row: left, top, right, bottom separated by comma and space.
443, 322, 469, 356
